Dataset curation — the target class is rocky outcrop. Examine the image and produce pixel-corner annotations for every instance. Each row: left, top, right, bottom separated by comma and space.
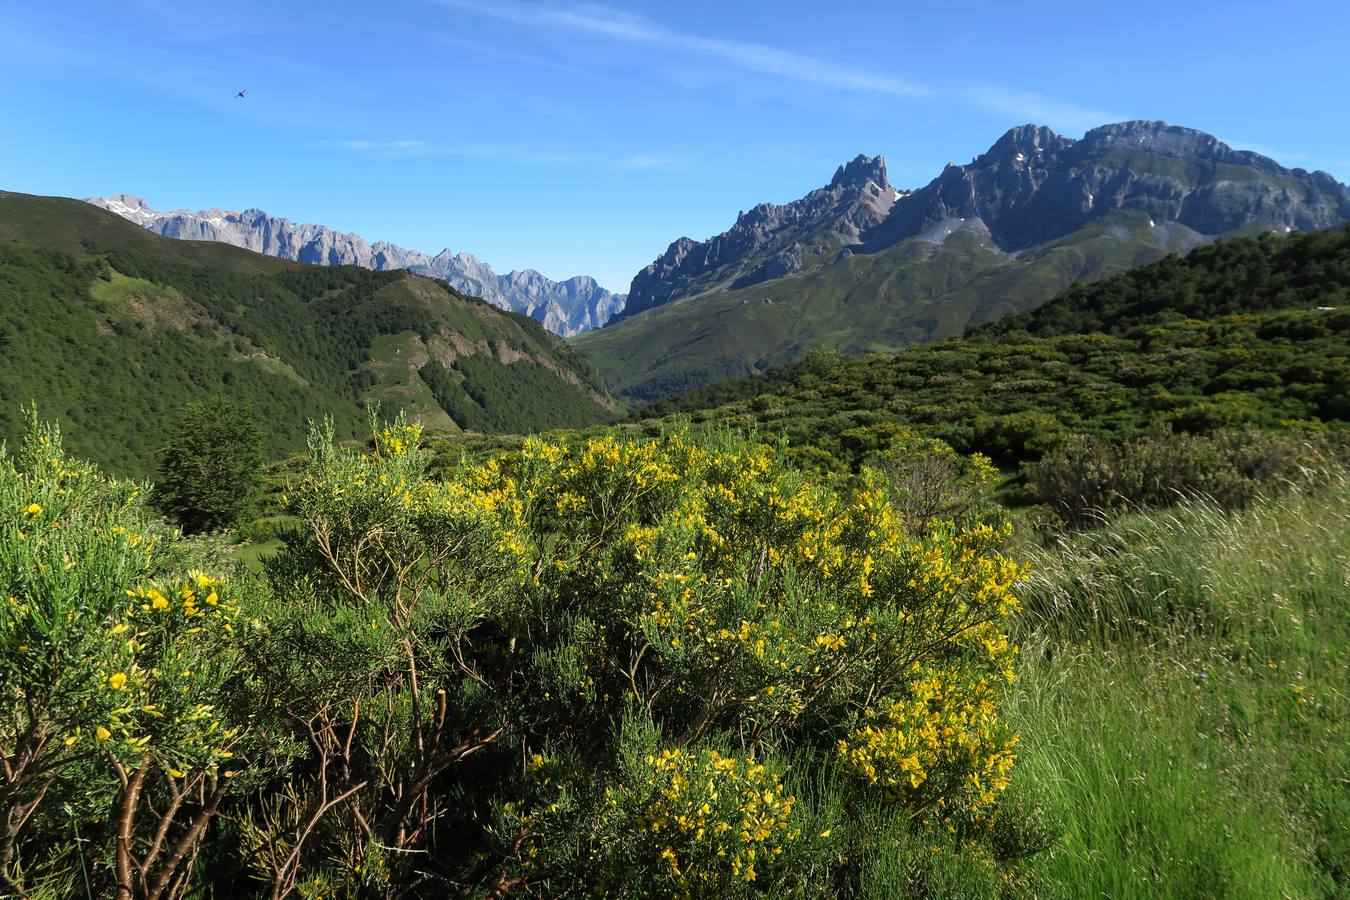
85, 195, 624, 336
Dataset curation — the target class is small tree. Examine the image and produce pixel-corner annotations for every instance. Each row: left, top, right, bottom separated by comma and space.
155, 396, 264, 534
868, 435, 1000, 537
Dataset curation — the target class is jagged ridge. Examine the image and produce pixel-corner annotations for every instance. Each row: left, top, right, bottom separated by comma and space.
619, 154, 904, 319
619, 121, 1350, 319
86, 194, 625, 336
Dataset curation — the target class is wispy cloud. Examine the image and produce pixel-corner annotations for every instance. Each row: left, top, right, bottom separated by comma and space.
427, 30, 591, 78
433, 0, 930, 98
964, 87, 1125, 137
318, 138, 686, 170
431, 0, 1145, 135
1224, 139, 1311, 162
614, 153, 684, 169
324, 140, 434, 154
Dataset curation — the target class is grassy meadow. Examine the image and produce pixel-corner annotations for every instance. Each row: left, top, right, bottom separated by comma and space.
1009, 477, 1348, 897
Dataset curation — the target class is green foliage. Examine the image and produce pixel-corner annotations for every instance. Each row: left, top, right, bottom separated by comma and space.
5, 403, 1347, 896
1011, 475, 1350, 895
234, 419, 1026, 895
153, 395, 265, 533
420, 356, 615, 433
1027, 426, 1337, 528
978, 227, 1350, 339
867, 435, 1001, 537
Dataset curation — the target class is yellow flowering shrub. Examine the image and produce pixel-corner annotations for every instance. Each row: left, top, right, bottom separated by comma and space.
210, 418, 1026, 895
1, 412, 1030, 896
0, 414, 258, 898
836, 662, 1018, 820
408, 426, 1026, 891
638, 747, 798, 889
102, 572, 245, 772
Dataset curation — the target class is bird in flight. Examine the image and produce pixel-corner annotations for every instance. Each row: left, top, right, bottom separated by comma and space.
236, 89, 246, 98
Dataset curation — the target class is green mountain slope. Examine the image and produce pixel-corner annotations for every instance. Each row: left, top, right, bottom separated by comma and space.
633, 228, 1350, 470
0, 191, 616, 474
575, 212, 1193, 402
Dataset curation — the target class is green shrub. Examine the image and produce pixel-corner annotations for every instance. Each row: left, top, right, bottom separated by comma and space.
1, 414, 1039, 896
867, 434, 1000, 537
239, 418, 1028, 895
1026, 426, 1333, 529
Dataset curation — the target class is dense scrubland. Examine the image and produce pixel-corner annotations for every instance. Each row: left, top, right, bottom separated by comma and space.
1, 406, 1345, 897
1, 226, 1347, 897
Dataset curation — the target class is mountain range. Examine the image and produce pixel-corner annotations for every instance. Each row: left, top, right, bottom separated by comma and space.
86, 194, 626, 337
74, 121, 1350, 410
0, 191, 615, 475
577, 120, 1350, 402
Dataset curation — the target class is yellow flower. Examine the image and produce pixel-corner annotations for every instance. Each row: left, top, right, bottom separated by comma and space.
108, 672, 128, 690
96, 726, 111, 741
23, 502, 42, 516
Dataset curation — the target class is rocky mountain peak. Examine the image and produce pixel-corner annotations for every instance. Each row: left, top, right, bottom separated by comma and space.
1079, 120, 1232, 161
830, 154, 890, 192
108, 193, 150, 208
619, 154, 899, 319
89, 194, 161, 226
619, 121, 1350, 324
870, 120, 1350, 253
981, 125, 1067, 166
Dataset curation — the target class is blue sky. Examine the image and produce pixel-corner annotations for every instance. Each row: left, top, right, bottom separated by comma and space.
2, 0, 1347, 292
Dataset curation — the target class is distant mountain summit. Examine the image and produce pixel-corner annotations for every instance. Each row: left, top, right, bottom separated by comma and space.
870, 120, 1350, 252
620, 121, 1350, 320
620, 153, 904, 319
578, 120, 1350, 402
86, 195, 625, 336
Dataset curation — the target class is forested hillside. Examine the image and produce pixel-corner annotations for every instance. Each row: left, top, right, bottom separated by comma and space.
978, 226, 1350, 337
0, 191, 615, 474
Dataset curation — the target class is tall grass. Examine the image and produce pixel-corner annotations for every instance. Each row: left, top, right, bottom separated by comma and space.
1008, 472, 1349, 897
